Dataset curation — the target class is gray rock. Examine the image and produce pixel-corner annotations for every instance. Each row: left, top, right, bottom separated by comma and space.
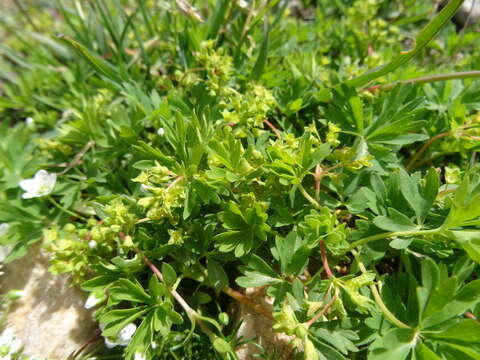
233, 288, 295, 360
0, 243, 98, 359
439, 0, 480, 30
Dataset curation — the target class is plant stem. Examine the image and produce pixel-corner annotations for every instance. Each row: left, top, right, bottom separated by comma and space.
222, 287, 274, 320
465, 312, 479, 323
196, 263, 273, 319
264, 119, 281, 139
141, 252, 216, 338
59, 140, 95, 175
305, 288, 337, 328
314, 165, 323, 200
406, 131, 452, 171
320, 240, 334, 278
366, 71, 480, 93
351, 250, 410, 329
346, 228, 442, 252
298, 182, 321, 209
48, 196, 88, 221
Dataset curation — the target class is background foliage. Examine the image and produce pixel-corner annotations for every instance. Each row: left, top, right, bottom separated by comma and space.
1, 0, 480, 359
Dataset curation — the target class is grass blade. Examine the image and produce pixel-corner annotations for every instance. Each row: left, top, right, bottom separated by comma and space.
250, 18, 269, 81
346, 0, 464, 88
57, 34, 123, 83
208, 0, 230, 40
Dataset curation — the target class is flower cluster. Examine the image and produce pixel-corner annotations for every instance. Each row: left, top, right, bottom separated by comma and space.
221, 84, 276, 129
133, 165, 185, 221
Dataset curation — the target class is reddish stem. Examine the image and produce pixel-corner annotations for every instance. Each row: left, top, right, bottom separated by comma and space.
222, 287, 273, 320
305, 290, 337, 328
367, 44, 374, 56
406, 131, 452, 171
314, 165, 323, 200
264, 119, 281, 139
465, 312, 479, 322
143, 254, 164, 281
320, 240, 333, 278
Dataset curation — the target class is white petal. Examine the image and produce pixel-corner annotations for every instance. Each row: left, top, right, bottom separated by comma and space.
88, 240, 97, 249
104, 338, 118, 349
118, 323, 136, 343
0, 328, 15, 345
9, 338, 22, 354
157, 127, 165, 136
19, 179, 37, 193
134, 352, 146, 360
45, 173, 57, 189
84, 293, 100, 309
22, 191, 38, 199
34, 170, 49, 182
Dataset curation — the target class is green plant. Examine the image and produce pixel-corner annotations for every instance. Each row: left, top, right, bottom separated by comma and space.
1, 0, 480, 359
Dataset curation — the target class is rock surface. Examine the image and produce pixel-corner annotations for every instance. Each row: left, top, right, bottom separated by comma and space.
0, 243, 97, 359
234, 288, 295, 360
439, 0, 480, 30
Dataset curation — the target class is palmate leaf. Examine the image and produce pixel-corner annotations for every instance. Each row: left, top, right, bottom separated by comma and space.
373, 207, 417, 232
368, 328, 417, 360
110, 278, 152, 304
215, 201, 270, 257
428, 319, 480, 344
445, 230, 480, 264
422, 278, 480, 328
442, 170, 480, 229
398, 168, 439, 225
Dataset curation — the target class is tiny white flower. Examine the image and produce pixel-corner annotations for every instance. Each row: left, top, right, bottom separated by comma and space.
19, 170, 57, 199
157, 127, 165, 136
8, 338, 22, 354
25, 117, 35, 127
103, 321, 135, 348
0, 223, 9, 237
237, 0, 248, 9
134, 352, 146, 360
0, 327, 15, 346
104, 338, 118, 349
84, 293, 101, 309
88, 240, 98, 249
151, 341, 158, 349
118, 323, 137, 344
